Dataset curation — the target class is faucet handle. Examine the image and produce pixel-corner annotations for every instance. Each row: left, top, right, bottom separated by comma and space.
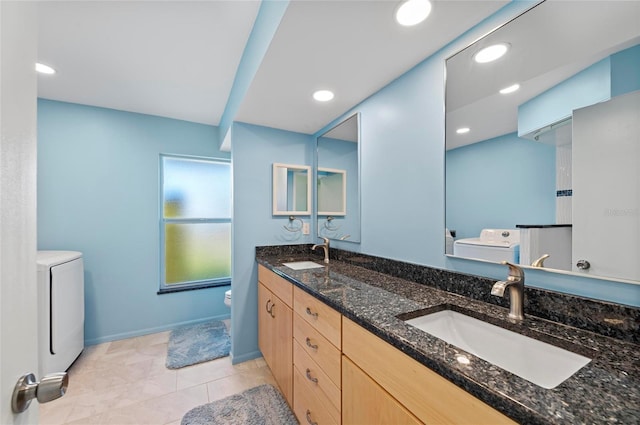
500, 261, 524, 279
531, 254, 550, 268
320, 237, 330, 245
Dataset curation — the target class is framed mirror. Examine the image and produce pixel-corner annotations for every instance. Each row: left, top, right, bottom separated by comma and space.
317, 113, 361, 242
445, 0, 640, 283
272, 163, 311, 216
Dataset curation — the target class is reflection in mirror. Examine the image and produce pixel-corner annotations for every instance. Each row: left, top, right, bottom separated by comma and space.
272, 163, 311, 215
445, 1, 640, 283
318, 167, 346, 215
317, 113, 360, 242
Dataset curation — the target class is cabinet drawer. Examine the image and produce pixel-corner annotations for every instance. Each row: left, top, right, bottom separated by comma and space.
294, 286, 341, 348
342, 317, 516, 425
294, 313, 341, 387
294, 367, 340, 425
294, 340, 341, 414
258, 264, 293, 308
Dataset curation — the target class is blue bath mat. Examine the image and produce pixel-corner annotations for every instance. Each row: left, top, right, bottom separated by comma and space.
166, 320, 231, 369
181, 384, 297, 425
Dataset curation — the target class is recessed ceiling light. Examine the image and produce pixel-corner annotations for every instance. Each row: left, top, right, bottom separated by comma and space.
395, 0, 432, 27
456, 127, 470, 134
36, 63, 56, 74
499, 83, 520, 94
473, 43, 510, 64
313, 90, 334, 102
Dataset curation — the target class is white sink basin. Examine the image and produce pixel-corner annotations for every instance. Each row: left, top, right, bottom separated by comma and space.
404, 309, 591, 389
282, 261, 324, 270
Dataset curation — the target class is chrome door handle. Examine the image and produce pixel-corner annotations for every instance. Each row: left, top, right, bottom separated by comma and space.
12, 372, 68, 413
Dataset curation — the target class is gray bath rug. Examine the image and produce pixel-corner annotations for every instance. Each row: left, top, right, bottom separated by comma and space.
181, 384, 297, 425
166, 320, 231, 369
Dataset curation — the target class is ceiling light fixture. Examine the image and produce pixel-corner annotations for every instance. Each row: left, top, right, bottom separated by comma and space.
499, 83, 520, 94
456, 127, 470, 134
313, 90, 334, 102
36, 63, 56, 74
473, 43, 510, 64
395, 0, 432, 27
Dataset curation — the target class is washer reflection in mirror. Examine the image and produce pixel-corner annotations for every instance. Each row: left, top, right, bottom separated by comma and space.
317, 113, 360, 242
445, 0, 640, 283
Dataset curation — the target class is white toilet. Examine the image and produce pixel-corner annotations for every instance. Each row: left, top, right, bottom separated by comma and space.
224, 289, 232, 308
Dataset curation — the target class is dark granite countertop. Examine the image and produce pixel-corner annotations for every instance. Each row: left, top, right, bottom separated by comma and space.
256, 248, 640, 425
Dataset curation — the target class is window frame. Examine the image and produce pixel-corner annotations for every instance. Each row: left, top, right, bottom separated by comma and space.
158, 154, 232, 293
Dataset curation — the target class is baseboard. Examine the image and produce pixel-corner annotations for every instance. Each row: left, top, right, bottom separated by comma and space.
230, 349, 262, 365
84, 313, 231, 346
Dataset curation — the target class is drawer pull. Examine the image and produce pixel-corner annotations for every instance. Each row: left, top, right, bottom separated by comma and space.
305, 307, 319, 319
305, 368, 318, 384
305, 337, 318, 350
306, 410, 317, 425
265, 300, 273, 313
269, 304, 276, 318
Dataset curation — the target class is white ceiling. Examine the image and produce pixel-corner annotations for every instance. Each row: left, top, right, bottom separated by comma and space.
37, 1, 508, 135
37, 1, 260, 125
236, 0, 507, 135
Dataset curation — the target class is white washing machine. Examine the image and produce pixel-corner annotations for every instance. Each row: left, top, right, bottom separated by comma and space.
37, 251, 85, 377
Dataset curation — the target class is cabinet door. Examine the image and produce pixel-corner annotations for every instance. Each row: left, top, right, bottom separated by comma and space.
271, 294, 293, 405
258, 282, 274, 367
342, 318, 515, 424
342, 356, 421, 425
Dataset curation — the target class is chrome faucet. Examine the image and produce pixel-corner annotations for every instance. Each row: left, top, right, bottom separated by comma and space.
491, 261, 525, 321
312, 237, 330, 264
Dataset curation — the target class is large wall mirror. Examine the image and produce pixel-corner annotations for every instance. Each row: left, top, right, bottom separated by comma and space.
445, 0, 639, 283
317, 113, 361, 242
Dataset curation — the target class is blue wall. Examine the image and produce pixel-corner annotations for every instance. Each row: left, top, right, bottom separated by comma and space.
446, 132, 556, 239
517, 58, 611, 137
37, 99, 232, 345
611, 44, 640, 97
231, 122, 314, 363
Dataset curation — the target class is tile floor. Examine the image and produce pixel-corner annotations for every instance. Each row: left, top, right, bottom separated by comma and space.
39, 326, 276, 425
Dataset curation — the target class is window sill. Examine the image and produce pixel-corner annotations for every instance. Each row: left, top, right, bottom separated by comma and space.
157, 280, 230, 295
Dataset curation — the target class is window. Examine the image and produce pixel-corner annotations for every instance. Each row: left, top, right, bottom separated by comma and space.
159, 154, 231, 292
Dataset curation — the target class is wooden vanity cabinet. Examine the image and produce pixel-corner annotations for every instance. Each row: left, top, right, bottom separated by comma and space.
257, 265, 293, 406
342, 317, 516, 425
293, 286, 342, 425
257, 264, 516, 425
